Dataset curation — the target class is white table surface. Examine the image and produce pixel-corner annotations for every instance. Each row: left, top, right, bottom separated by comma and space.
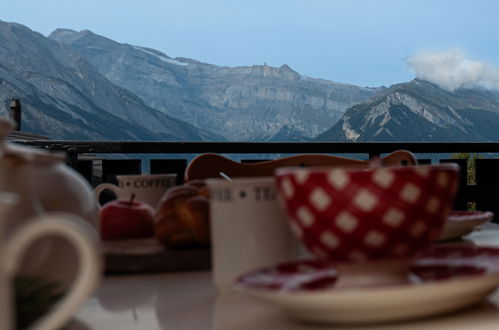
68, 223, 499, 330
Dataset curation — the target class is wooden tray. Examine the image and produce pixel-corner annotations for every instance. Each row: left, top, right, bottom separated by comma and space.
102, 238, 211, 274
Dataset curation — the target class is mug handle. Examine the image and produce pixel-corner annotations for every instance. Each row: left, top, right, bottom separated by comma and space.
5, 213, 101, 330
94, 183, 120, 207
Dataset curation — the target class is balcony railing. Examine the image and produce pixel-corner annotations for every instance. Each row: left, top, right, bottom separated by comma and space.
14, 140, 499, 157
12, 140, 499, 218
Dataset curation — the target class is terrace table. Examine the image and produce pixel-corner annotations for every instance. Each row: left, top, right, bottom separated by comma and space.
68, 223, 499, 330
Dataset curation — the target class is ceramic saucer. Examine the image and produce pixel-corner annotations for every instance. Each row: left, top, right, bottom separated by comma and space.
439, 211, 494, 241
234, 245, 499, 325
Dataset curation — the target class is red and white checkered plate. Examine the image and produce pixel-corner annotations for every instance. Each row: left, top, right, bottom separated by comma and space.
234, 244, 499, 324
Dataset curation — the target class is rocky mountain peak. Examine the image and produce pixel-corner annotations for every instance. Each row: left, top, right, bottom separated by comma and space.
278, 64, 301, 80
49, 28, 94, 43
268, 124, 311, 141
316, 79, 499, 142
249, 63, 301, 81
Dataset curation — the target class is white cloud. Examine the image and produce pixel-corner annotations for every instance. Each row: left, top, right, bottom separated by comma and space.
407, 50, 499, 92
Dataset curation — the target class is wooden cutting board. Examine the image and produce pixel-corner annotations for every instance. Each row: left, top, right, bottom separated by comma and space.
102, 238, 211, 274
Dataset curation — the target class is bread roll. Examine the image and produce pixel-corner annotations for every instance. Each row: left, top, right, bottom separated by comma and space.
154, 181, 210, 248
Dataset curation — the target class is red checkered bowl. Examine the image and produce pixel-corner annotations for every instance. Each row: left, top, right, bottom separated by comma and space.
275, 164, 460, 265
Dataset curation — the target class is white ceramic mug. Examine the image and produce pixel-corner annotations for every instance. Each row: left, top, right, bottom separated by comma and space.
94, 174, 177, 208
207, 177, 300, 290
0, 192, 101, 330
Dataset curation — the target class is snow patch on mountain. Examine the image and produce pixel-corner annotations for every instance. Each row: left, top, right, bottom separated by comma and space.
131, 46, 188, 66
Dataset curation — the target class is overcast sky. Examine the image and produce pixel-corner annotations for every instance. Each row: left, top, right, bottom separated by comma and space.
1, 0, 499, 88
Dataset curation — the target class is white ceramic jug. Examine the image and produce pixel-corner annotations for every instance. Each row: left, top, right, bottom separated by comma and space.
0, 118, 99, 280
0, 192, 101, 330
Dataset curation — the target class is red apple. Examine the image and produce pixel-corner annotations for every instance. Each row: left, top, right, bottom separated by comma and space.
100, 195, 155, 240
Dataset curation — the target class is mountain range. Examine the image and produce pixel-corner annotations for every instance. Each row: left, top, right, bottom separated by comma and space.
2, 20, 499, 142
48, 28, 379, 141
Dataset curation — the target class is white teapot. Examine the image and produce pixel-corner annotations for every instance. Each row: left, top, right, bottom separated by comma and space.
0, 118, 99, 280
0, 118, 101, 329
0, 118, 98, 228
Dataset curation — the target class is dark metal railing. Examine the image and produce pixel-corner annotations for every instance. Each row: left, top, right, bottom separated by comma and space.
12, 140, 499, 218
14, 140, 499, 155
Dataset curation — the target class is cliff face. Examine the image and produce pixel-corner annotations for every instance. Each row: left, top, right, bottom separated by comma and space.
50, 29, 380, 141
